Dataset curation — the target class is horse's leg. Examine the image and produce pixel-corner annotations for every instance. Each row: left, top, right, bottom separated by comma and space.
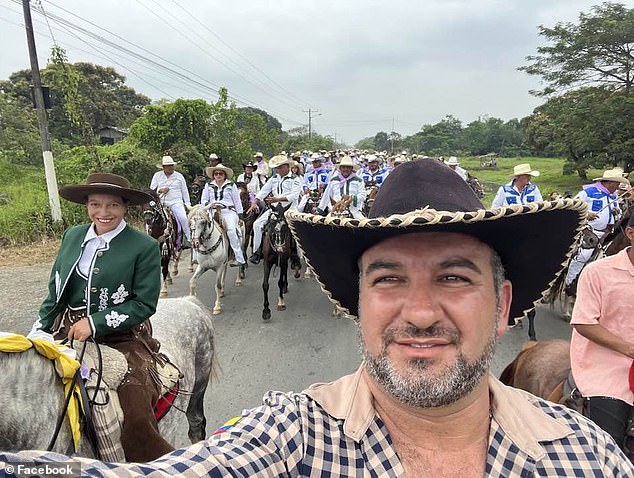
277, 259, 287, 311
161, 257, 170, 296
219, 260, 228, 298
262, 261, 271, 321
189, 264, 204, 296
188, 249, 194, 273
171, 251, 181, 277
212, 267, 223, 315
527, 308, 536, 341
185, 332, 215, 443
303, 257, 312, 279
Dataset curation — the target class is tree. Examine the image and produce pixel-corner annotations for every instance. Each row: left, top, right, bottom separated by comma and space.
519, 2, 634, 96
373, 132, 389, 152
525, 86, 634, 177
0, 62, 150, 146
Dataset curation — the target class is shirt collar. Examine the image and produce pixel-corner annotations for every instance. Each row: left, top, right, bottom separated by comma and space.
305, 365, 574, 459
83, 219, 127, 245
613, 247, 634, 273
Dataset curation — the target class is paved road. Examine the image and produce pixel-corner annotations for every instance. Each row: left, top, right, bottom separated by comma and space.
0, 255, 573, 449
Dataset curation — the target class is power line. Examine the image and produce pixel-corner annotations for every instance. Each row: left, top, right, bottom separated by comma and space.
169, 0, 310, 107
28, 0, 304, 125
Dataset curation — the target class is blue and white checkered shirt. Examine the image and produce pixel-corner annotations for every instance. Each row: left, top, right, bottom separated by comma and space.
1, 366, 632, 477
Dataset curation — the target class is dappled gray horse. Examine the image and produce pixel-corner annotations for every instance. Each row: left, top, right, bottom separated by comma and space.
0, 296, 215, 457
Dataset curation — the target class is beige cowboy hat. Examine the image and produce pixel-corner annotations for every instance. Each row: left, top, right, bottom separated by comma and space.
512, 163, 539, 177
156, 155, 178, 168
287, 160, 587, 325
445, 156, 460, 166
269, 154, 294, 169
593, 168, 631, 185
336, 156, 360, 170
205, 164, 234, 180
59, 173, 153, 206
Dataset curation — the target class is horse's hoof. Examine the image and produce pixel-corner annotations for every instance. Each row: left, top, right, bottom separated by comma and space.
212, 308, 221, 315
173, 271, 179, 277
220, 292, 225, 298
235, 282, 242, 287
187, 267, 194, 273
160, 291, 168, 297
294, 270, 301, 279
277, 304, 286, 311
304, 271, 311, 279
262, 312, 271, 321
166, 278, 173, 285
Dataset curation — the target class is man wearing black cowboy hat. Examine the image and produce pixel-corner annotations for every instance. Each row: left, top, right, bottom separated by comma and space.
5, 163, 631, 474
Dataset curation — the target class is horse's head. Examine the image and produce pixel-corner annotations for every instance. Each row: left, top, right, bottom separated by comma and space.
266, 205, 290, 254
190, 174, 208, 204
188, 205, 211, 249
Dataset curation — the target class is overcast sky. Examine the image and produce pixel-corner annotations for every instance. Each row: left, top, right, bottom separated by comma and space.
1, 0, 628, 144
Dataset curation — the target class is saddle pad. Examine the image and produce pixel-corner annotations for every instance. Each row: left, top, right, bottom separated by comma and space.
72, 342, 127, 389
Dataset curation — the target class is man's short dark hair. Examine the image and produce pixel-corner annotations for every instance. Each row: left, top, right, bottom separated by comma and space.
628, 213, 634, 228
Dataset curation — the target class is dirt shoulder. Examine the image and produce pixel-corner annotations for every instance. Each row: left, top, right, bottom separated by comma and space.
0, 240, 58, 335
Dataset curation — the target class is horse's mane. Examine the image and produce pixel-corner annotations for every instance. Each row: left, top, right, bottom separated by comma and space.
187, 204, 208, 220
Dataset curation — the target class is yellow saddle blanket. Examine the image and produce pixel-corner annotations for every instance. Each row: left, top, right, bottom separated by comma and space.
0, 333, 82, 450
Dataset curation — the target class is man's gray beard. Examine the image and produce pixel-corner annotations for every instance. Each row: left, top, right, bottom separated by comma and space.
359, 320, 498, 408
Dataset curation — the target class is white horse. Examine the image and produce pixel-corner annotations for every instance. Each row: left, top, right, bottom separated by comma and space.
188, 205, 244, 315
0, 296, 216, 457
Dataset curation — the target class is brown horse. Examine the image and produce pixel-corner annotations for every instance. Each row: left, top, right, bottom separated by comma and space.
499, 340, 571, 401
362, 181, 379, 216
142, 191, 182, 297
236, 181, 261, 258
189, 173, 208, 206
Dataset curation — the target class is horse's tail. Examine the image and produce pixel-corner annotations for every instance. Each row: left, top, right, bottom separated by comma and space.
542, 267, 567, 304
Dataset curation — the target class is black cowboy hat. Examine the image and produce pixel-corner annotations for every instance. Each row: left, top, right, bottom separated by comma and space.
287, 160, 587, 324
59, 173, 153, 206
242, 161, 256, 169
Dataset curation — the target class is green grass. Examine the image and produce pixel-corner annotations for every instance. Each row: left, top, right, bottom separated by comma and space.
459, 156, 602, 207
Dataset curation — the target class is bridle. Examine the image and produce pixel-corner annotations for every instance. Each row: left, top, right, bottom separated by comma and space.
190, 211, 223, 255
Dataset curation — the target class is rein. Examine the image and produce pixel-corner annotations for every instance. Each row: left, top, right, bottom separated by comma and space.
47, 338, 102, 458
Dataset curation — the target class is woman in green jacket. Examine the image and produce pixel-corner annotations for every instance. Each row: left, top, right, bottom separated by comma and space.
28, 172, 174, 461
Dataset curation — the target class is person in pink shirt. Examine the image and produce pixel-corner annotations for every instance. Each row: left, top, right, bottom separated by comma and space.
570, 212, 634, 450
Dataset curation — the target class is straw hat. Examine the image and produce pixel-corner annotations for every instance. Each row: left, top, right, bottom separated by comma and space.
59, 173, 153, 206
445, 156, 460, 166
269, 154, 294, 169
287, 160, 587, 324
156, 155, 178, 168
205, 164, 234, 180
254, 152, 264, 159
593, 168, 631, 185
512, 164, 539, 177
336, 156, 360, 171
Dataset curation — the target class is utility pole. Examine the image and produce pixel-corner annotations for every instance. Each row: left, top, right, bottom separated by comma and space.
303, 108, 319, 140
390, 117, 395, 154
22, 0, 62, 222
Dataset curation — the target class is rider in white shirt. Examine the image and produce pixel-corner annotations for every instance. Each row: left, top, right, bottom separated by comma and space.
237, 161, 262, 195
247, 155, 302, 264
318, 156, 367, 220
564, 169, 630, 287
492, 163, 543, 208
200, 164, 246, 267
149, 156, 191, 244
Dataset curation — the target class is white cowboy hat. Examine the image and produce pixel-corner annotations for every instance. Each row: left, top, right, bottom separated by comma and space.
205, 164, 234, 180
157, 155, 178, 168
336, 156, 360, 171
208, 153, 219, 160
269, 154, 294, 168
445, 156, 460, 166
512, 163, 539, 178
253, 152, 264, 159
366, 155, 379, 163
393, 156, 408, 164
593, 169, 631, 185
